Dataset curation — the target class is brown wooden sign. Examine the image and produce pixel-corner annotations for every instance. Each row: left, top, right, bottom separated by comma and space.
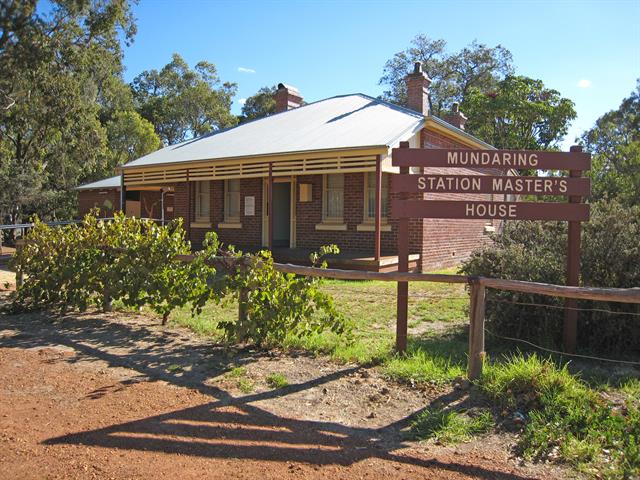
391, 200, 590, 221
391, 143, 592, 357
391, 174, 591, 196
392, 148, 591, 171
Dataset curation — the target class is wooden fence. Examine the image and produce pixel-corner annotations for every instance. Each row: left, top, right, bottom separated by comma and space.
172, 254, 640, 380
264, 262, 640, 380
13, 242, 640, 380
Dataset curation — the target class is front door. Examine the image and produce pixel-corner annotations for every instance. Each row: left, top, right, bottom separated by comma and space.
272, 182, 291, 247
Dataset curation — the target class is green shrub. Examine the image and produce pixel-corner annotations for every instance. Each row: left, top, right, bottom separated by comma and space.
12, 213, 349, 349
220, 245, 350, 347
11, 212, 220, 321
461, 200, 640, 354
482, 355, 640, 478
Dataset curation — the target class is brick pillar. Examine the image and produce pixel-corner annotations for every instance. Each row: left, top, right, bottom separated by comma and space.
274, 83, 303, 113
405, 61, 431, 115
445, 102, 468, 130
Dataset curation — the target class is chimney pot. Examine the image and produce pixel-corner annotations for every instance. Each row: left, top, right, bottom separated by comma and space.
413, 61, 423, 74
275, 84, 303, 113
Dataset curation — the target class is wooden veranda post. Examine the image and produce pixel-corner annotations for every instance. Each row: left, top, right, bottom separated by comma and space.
119, 173, 126, 213
563, 145, 584, 353
468, 279, 486, 380
268, 162, 273, 250
396, 142, 410, 353
374, 154, 382, 262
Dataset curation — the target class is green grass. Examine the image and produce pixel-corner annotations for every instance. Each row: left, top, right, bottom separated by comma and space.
237, 377, 254, 393
266, 373, 289, 389
168, 271, 469, 373
411, 408, 494, 444
161, 270, 639, 478
228, 366, 247, 378
482, 354, 640, 479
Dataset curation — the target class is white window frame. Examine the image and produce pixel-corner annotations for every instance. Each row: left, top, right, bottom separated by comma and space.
224, 179, 241, 223
363, 172, 388, 222
194, 181, 211, 223
322, 173, 344, 223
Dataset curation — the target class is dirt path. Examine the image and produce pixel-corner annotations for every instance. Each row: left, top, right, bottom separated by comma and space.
0, 303, 570, 479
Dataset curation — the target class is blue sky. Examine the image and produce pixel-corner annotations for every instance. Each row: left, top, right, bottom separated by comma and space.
123, 0, 639, 148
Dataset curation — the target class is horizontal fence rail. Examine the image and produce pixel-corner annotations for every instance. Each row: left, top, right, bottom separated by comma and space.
13, 244, 640, 380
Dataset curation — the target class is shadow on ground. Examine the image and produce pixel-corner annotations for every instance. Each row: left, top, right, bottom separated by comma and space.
0, 308, 532, 480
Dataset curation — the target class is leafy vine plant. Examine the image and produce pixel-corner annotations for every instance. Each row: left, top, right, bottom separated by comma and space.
10, 213, 349, 347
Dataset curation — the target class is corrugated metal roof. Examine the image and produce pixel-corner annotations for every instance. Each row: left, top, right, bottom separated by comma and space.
76, 175, 121, 190
122, 94, 425, 169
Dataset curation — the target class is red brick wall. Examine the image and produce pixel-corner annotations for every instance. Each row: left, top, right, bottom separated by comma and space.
77, 190, 120, 218
170, 127, 499, 270
417, 129, 502, 271
175, 178, 263, 250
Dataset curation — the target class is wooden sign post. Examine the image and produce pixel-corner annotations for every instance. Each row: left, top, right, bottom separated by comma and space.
391, 144, 591, 357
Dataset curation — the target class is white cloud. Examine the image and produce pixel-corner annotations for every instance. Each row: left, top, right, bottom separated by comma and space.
238, 98, 247, 106
237, 67, 256, 74
577, 79, 592, 88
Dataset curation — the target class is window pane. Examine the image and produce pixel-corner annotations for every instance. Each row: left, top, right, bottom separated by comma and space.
325, 174, 344, 220
196, 181, 210, 220
365, 172, 388, 220
225, 179, 240, 220
229, 192, 240, 218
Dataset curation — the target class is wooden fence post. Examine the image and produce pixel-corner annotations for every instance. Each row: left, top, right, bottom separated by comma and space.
14, 238, 24, 289
468, 279, 486, 380
395, 142, 410, 353
236, 257, 250, 342
563, 145, 584, 353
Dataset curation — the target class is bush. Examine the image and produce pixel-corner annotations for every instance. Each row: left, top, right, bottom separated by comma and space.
461, 200, 640, 354
220, 245, 350, 347
11, 212, 220, 322
11, 213, 349, 349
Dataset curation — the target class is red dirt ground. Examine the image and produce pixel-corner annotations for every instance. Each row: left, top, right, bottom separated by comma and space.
0, 302, 571, 479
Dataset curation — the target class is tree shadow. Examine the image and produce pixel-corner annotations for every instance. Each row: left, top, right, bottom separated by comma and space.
0, 309, 534, 479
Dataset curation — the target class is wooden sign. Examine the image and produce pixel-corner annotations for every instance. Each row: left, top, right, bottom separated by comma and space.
392, 148, 591, 171
391, 200, 590, 221
391, 143, 591, 357
392, 174, 591, 196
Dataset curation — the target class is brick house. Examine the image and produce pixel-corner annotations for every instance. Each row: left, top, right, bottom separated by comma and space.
80, 63, 502, 271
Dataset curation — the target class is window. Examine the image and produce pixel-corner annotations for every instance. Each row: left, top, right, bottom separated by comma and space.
322, 174, 344, 222
224, 179, 240, 222
195, 181, 210, 222
364, 172, 388, 221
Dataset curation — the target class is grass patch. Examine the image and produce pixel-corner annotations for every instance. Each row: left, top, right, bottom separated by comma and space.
482, 354, 640, 479
128, 269, 640, 477
411, 408, 494, 444
266, 373, 289, 389
237, 377, 254, 393
228, 366, 247, 378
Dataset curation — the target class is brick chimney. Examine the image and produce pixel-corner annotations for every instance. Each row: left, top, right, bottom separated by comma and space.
274, 83, 303, 113
405, 61, 431, 115
446, 102, 468, 130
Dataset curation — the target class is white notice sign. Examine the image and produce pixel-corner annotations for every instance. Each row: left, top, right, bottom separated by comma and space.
244, 196, 255, 216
